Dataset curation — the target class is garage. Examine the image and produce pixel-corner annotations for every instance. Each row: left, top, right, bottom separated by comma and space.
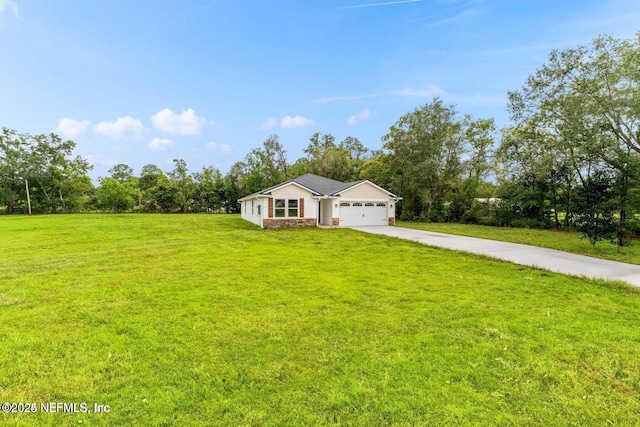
339, 202, 388, 226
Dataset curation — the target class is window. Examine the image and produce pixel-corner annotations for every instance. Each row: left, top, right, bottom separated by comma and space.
257, 205, 261, 216
252, 200, 254, 215
275, 199, 299, 218
288, 199, 298, 217
353, 202, 362, 207
365, 203, 374, 207
275, 199, 286, 217
340, 202, 350, 207
377, 203, 386, 207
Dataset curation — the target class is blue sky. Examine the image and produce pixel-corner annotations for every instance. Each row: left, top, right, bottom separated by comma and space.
1, 0, 639, 180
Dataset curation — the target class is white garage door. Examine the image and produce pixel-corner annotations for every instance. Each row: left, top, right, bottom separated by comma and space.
339, 202, 387, 226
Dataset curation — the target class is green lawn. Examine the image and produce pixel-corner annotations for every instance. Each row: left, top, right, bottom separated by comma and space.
1, 214, 639, 426
397, 221, 640, 265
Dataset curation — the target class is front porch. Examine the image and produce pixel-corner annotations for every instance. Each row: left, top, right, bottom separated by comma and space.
316, 198, 339, 226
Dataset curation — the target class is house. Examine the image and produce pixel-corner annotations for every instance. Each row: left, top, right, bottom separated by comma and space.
238, 173, 401, 228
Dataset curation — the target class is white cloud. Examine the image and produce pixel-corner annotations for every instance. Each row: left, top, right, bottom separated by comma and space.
57, 118, 91, 139
94, 116, 145, 140
314, 93, 377, 104
260, 117, 278, 130
426, 8, 479, 27
206, 141, 231, 155
340, 0, 423, 9
260, 115, 315, 130
0, 0, 18, 22
392, 84, 446, 98
148, 137, 174, 151
347, 108, 372, 126
151, 108, 208, 135
281, 115, 314, 129
392, 84, 504, 106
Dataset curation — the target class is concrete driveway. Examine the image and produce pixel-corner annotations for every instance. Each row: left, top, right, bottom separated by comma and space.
350, 225, 640, 288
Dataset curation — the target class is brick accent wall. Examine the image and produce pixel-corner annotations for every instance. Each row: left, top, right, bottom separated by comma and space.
388, 217, 395, 225
332, 218, 339, 226
263, 218, 316, 229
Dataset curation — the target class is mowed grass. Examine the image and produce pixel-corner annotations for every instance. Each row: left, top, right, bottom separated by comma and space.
398, 221, 640, 265
0, 214, 639, 426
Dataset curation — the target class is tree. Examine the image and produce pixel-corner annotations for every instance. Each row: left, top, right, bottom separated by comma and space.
193, 166, 224, 212
447, 118, 496, 223
574, 170, 617, 246
243, 136, 287, 194
304, 133, 352, 181
139, 164, 165, 190
497, 126, 577, 229
0, 128, 28, 213
360, 152, 393, 190
56, 156, 94, 212
109, 163, 134, 184
288, 157, 309, 178
464, 119, 495, 189
301, 133, 370, 182
383, 98, 473, 220
155, 182, 178, 213
0, 129, 93, 214
339, 136, 370, 181
97, 177, 135, 212
495, 171, 552, 228
304, 132, 335, 178
168, 159, 194, 213
223, 161, 247, 213
139, 164, 168, 212
508, 33, 640, 245
263, 135, 289, 180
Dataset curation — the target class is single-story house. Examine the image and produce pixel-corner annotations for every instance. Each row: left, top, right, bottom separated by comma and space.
238, 173, 401, 228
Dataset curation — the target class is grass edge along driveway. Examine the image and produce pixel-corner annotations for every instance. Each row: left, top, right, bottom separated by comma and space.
353, 225, 640, 287
397, 220, 640, 266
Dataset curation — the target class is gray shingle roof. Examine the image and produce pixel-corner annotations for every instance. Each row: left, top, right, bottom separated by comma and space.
239, 173, 396, 200
291, 174, 363, 196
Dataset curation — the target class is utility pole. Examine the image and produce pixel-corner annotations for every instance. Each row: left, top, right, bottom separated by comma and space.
25, 178, 32, 215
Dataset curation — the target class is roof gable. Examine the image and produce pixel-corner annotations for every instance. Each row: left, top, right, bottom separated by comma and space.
270, 181, 315, 197
335, 180, 399, 198
238, 173, 399, 200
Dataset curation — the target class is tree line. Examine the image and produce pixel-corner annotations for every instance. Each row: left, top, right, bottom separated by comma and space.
2, 34, 639, 247
0, 127, 376, 216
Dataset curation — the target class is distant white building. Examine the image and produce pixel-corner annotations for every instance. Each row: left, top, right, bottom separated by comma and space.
474, 198, 501, 204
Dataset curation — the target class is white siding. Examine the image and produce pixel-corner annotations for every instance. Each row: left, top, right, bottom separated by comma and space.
270, 184, 317, 219
389, 200, 396, 220
270, 183, 311, 199
339, 182, 391, 201
319, 198, 334, 225
240, 198, 264, 227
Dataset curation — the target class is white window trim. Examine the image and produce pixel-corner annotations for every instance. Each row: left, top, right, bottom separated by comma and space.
275, 198, 299, 218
